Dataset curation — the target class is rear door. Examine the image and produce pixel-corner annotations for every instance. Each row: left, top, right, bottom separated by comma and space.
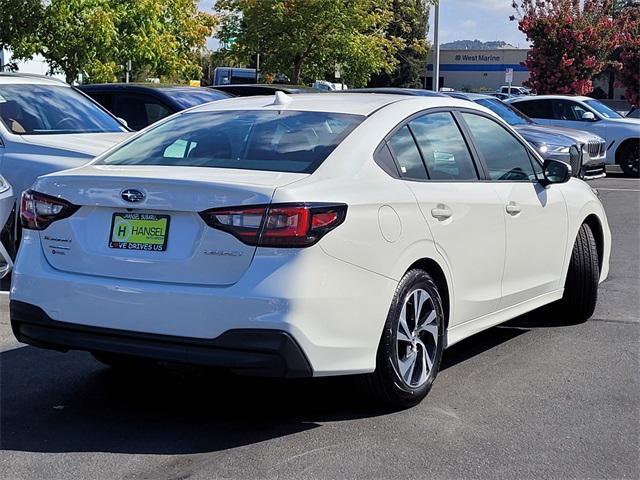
459, 111, 569, 307
386, 111, 506, 326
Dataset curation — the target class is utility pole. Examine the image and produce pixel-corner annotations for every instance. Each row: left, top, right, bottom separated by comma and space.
432, 1, 440, 92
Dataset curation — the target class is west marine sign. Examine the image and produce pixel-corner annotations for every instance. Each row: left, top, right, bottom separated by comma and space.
454, 54, 501, 62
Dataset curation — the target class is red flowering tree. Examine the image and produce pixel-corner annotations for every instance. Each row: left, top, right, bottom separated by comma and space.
512, 0, 617, 95
612, 5, 640, 106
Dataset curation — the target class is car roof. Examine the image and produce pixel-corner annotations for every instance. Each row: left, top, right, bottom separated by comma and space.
447, 92, 494, 101
0, 73, 68, 86
79, 83, 215, 93
339, 87, 445, 97
509, 95, 592, 102
211, 84, 320, 93
192, 92, 480, 116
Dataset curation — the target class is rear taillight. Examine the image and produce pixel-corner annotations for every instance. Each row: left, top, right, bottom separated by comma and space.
199, 203, 347, 247
20, 190, 79, 231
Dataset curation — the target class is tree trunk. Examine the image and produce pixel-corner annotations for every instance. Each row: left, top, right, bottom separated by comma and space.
291, 58, 303, 85
65, 68, 78, 85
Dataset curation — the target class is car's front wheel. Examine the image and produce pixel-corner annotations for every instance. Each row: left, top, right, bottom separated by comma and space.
560, 223, 600, 321
367, 269, 445, 409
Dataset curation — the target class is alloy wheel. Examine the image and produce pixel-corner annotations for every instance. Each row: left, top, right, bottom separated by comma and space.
396, 288, 439, 388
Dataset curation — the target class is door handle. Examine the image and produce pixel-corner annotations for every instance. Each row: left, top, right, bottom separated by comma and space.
431, 204, 452, 220
505, 201, 522, 216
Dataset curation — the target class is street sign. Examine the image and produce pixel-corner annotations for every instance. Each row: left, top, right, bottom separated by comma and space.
505, 68, 514, 84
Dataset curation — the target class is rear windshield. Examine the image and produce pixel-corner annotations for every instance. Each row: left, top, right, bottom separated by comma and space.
100, 110, 363, 173
160, 88, 231, 109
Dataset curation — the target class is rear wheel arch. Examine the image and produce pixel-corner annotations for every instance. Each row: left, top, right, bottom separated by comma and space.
405, 258, 451, 331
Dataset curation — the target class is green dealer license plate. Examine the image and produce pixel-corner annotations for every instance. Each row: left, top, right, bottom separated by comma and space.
109, 213, 170, 251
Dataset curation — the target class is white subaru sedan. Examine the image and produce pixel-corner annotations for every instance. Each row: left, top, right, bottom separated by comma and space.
10, 93, 610, 408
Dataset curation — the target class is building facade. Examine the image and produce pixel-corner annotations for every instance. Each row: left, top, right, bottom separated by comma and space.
426, 49, 530, 91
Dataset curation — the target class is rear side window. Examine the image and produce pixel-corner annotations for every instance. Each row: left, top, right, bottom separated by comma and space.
387, 126, 428, 180
409, 112, 478, 180
512, 100, 553, 119
461, 113, 536, 181
101, 110, 363, 173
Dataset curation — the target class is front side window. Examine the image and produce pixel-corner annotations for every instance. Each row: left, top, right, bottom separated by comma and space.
551, 100, 591, 121
0, 84, 125, 135
583, 99, 622, 119
387, 126, 428, 180
101, 110, 363, 173
112, 95, 171, 131
409, 112, 478, 180
461, 113, 536, 181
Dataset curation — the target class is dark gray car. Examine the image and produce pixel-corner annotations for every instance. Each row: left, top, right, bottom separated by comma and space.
448, 92, 606, 179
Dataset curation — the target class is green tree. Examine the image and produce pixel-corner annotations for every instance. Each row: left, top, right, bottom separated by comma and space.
216, 0, 401, 87
113, 0, 216, 82
0, 0, 43, 62
0, 0, 215, 83
368, 0, 431, 88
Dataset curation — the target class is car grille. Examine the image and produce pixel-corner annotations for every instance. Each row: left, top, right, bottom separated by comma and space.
586, 140, 606, 159
569, 145, 581, 175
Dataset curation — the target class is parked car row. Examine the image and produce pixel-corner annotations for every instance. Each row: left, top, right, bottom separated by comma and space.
9, 89, 611, 409
0, 72, 636, 284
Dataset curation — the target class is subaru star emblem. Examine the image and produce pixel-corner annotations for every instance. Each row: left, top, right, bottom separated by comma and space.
121, 189, 145, 203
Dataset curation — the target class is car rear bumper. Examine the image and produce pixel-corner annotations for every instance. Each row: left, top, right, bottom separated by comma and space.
11, 300, 313, 377
11, 230, 397, 376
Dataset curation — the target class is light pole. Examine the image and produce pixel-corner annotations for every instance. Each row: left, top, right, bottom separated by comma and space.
432, 1, 440, 92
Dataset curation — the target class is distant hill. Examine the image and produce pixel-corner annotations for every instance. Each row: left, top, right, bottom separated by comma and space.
440, 40, 517, 50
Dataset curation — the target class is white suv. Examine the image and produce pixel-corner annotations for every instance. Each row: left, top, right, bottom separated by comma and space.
507, 95, 640, 177
10, 93, 611, 408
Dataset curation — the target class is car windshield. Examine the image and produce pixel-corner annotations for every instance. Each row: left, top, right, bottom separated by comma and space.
476, 98, 533, 126
100, 110, 363, 173
161, 89, 231, 109
584, 99, 623, 119
0, 84, 125, 135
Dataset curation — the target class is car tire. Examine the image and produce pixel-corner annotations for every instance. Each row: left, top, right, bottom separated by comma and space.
560, 223, 600, 321
617, 140, 639, 178
91, 351, 156, 370
366, 269, 445, 409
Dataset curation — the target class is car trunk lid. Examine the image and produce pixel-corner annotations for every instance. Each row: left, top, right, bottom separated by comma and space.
33, 165, 306, 286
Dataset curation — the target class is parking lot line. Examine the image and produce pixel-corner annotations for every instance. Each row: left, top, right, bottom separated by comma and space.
596, 188, 640, 192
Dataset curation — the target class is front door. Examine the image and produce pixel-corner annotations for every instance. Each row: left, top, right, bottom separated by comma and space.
460, 112, 569, 308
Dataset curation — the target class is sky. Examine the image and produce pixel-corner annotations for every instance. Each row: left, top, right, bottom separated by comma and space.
198, 0, 529, 50
432, 0, 529, 47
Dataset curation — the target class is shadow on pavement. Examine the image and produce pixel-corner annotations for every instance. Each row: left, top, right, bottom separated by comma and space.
0, 305, 573, 456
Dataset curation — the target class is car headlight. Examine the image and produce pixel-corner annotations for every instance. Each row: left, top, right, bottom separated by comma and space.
545, 144, 571, 154
0, 175, 10, 194
530, 142, 571, 155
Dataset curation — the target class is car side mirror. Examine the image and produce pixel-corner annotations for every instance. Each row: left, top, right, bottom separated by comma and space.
541, 159, 572, 185
117, 117, 129, 128
581, 111, 596, 121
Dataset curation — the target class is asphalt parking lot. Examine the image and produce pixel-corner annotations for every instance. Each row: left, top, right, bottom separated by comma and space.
0, 175, 638, 480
